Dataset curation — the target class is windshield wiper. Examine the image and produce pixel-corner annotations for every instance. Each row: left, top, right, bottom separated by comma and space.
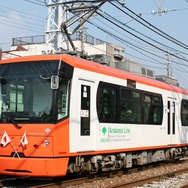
3, 113, 22, 129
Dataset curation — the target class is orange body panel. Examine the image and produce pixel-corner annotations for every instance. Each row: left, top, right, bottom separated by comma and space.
0, 157, 69, 177
0, 119, 69, 157
0, 119, 70, 176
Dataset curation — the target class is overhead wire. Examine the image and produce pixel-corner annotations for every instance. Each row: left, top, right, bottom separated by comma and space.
97, 9, 188, 58
87, 14, 167, 69
125, 52, 166, 70
0, 3, 46, 32
0, 13, 44, 31
0, 4, 46, 33
0, 18, 44, 33
0, 2, 46, 49
0, 4, 46, 21
95, 7, 188, 70
24, 0, 46, 7
90, 14, 158, 53
87, 1, 188, 80
112, 1, 188, 50
88, 19, 188, 70
96, 11, 188, 63
87, 20, 167, 65
1, 0, 188, 81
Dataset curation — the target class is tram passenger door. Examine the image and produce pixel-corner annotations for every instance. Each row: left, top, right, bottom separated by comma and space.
77, 79, 95, 152
167, 99, 176, 144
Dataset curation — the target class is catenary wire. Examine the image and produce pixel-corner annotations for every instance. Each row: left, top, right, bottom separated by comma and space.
97, 9, 188, 58
113, 0, 188, 50
96, 11, 188, 63
0, 4, 46, 21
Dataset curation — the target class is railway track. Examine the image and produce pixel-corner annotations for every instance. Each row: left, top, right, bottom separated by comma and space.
0, 176, 55, 187
1, 159, 188, 187
110, 168, 188, 188
30, 167, 188, 188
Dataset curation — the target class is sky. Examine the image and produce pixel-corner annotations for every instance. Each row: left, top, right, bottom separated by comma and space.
1, 0, 188, 88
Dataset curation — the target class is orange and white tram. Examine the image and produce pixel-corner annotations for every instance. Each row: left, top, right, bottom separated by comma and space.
0, 54, 188, 177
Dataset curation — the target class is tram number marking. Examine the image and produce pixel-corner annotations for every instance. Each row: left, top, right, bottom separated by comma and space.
81, 110, 89, 117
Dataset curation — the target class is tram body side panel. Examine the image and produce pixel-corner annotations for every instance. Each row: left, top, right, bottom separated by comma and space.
137, 82, 182, 146
97, 82, 188, 150
69, 68, 185, 154
69, 68, 99, 153
178, 94, 188, 145
95, 77, 169, 151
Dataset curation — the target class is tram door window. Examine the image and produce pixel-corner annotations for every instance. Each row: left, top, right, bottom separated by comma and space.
80, 85, 90, 136
167, 100, 175, 135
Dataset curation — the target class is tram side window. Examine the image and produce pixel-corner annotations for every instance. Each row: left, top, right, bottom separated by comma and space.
97, 81, 163, 125
120, 89, 141, 123
143, 94, 162, 124
181, 99, 188, 126
97, 83, 117, 122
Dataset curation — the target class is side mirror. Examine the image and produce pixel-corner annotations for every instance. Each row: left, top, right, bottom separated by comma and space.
51, 75, 59, 89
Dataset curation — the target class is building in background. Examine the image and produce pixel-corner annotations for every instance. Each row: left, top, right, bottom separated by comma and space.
1, 32, 156, 80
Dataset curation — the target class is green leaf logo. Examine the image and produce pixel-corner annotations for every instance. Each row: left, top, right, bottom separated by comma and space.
102, 127, 107, 135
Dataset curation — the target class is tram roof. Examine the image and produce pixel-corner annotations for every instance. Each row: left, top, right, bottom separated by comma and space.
1, 54, 188, 94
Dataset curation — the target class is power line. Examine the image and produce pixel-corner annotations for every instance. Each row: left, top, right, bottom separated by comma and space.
0, 13, 44, 30
90, 3, 188, 65
97, 12, 172, 58
112, 1, 188, 50
0, 18, 44, 33
89, 16, 165, 61
24, 0, 46, 7
0, 4, 46, 21
97, 9, 188, 58
88, 20, 167, 65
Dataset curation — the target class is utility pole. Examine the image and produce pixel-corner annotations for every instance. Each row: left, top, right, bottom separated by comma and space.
81, 21, 85, 55
165, 50, 178, 78
166, 49, 171, 78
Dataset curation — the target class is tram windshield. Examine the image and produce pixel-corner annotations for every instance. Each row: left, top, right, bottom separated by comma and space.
0, 60, 72, 124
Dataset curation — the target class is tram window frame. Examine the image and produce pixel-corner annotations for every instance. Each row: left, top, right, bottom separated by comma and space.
97, 81, 163, 125
120, 88, 141, 123
97, 82, 117, 123
143, 92, 163, 125
181, 99, 188, 126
